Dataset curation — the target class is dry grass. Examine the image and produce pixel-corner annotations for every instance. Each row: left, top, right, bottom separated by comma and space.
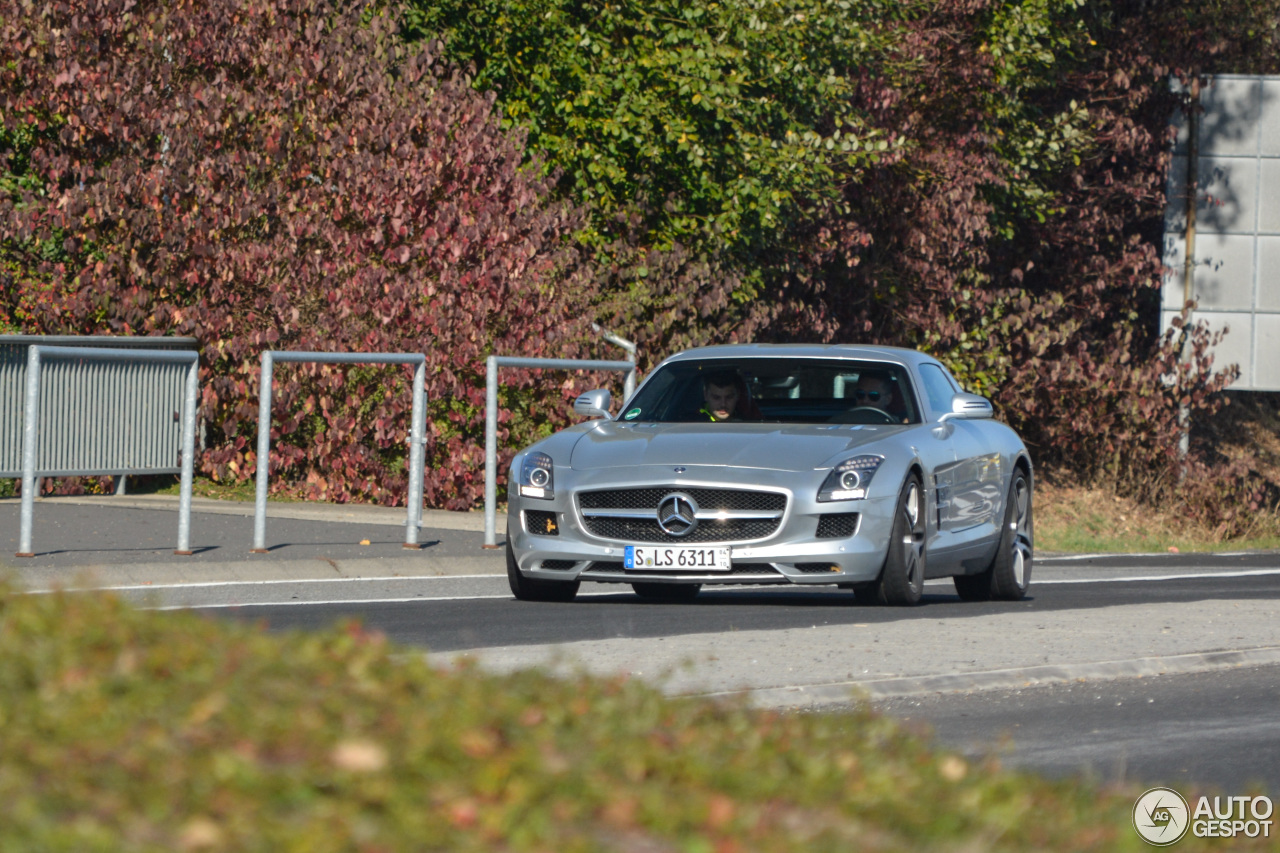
1036, 391, 1280, 553
1035, 481, 1280, 553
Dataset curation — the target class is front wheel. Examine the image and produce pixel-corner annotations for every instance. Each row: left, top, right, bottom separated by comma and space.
631, 582, 702, 603
954, 470, 1033, 602
865, 474, 925, 606
507, 539, 579, 602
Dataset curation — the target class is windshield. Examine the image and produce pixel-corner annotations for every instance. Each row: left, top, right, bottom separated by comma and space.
620, 358, 920, 425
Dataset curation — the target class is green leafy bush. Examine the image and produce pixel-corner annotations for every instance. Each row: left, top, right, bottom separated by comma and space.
415, 0, 1278, 524
4, 582, 1259, 851
408, 0, 903, 298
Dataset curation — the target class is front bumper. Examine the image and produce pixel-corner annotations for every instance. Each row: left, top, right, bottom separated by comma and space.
507, 465, 898, 586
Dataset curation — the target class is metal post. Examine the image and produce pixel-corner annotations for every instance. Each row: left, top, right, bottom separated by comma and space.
1183, 75, 1200, 315
251, 351, 274, 552
251, 351, 428, 553
1179, 75, 1201, 460
592, 323, 638, 401
115, 474, 128, 495
484, 355, 499, 549
404, 360, 426, 549
174, 356, 199, 555
16, 345, 42, 557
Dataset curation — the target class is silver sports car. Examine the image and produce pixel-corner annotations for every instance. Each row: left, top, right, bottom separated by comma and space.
505, 344, 1033, 605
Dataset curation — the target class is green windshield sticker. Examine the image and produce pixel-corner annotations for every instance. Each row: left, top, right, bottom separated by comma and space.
624, 408, 642, 420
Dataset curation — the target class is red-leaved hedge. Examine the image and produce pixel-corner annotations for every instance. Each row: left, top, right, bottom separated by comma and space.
1, 0, 623, 508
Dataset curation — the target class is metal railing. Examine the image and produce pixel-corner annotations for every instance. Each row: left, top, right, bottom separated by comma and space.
16, 345, 199, 556
6, 335, 640, 554
252, 351, 427, 552
592, 323, 638, 400
483, 355, 637, 548
2, 336, 199, 491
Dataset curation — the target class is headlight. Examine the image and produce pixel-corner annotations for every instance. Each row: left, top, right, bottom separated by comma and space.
817, 455, 883, 502
518, 452, 555, 500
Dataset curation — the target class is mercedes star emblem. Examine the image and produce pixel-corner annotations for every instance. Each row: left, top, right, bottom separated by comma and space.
656, 492, 699, 537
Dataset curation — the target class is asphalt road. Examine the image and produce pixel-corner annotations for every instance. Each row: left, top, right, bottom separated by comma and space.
5, 494, 1279, 792
869, 663, 1280, 793
189, 571, 1280, 648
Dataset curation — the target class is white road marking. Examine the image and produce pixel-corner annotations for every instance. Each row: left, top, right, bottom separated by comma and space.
24, 566, 1280, 610
151, 588, 624, 610
1038, 551, 1260, 561
1035, 568, 1280, 583
152, 594, 516, 610
923, 567, 1280, 585
24, 574, 501, 593
57, 565, 1280, 596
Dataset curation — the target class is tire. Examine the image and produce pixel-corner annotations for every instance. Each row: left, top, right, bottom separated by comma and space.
866, 474, 926, 606
954, 470, 1033, 602
631, 582, 702, 603
507, 539, 579, 602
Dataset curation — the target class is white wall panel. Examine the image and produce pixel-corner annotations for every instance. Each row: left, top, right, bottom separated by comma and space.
1163, 75, 1280, 391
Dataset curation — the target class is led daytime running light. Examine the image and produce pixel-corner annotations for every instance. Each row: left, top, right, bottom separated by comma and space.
520, 452, 555, 500
818, 455, 883, 502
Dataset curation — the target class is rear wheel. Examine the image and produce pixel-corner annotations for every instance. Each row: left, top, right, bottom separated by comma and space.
954, 470, 1033, 602
507, 539, 579, 602
631, 582, 702, 603
865, 474, 926, 606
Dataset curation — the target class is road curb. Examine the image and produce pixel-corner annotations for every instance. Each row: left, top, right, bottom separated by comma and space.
9, 494, 488, 532
698, 645, 1280, 708
5, 554, 506, 591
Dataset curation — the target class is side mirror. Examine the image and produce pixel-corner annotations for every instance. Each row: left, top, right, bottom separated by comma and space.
573, 389, 612, 419
939, 392, 993, 422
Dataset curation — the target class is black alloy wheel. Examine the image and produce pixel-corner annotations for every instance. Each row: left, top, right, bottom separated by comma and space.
953, 470, 1033, 602
866, 473, 926, 606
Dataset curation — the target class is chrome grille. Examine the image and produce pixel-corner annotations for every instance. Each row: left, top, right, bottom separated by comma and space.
579, 489, 785, 512
583, 517, 779, 543
577, 487, 786, 543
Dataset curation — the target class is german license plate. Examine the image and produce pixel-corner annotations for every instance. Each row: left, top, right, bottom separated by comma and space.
624, 546, 731, 571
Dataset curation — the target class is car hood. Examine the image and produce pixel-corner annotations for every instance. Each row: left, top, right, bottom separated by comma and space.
568, 422, 904, 472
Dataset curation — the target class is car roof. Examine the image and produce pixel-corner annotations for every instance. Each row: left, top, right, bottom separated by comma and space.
662, 343, 937, 369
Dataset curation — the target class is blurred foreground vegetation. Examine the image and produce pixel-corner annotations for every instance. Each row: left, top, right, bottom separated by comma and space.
1, 582, 1269, 851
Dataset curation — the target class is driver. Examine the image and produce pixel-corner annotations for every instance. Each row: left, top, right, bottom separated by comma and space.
700, 370, 748, 422
852, 374, 907, 423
